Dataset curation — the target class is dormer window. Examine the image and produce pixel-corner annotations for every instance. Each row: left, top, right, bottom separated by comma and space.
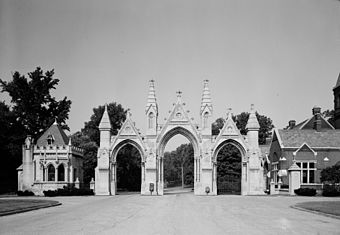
47, 134, 54, 145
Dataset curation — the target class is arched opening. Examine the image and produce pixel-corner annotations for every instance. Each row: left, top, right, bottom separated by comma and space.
114, 142, 142, 194
158, 127, 199, 195
58, 164, 65, 181
215, 141, 243, 195
47, 164, 55, 182
163, 135, 194, 194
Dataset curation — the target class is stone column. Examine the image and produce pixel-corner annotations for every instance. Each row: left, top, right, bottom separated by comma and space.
270, 179, 275, 195
288, 162, 301, 196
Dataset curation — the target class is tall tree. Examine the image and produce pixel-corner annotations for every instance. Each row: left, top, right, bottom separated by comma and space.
0, 67, 71, 192
212, 112, 274, 145
0, 67, 71, 138
72, 102, 127, 183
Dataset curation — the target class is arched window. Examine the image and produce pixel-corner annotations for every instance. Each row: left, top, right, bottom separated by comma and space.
58, 164, 65, 181
47, 134, 54, 145
203, 112, 209, 128
148, 112, 154, 129
48, 165, 55, 181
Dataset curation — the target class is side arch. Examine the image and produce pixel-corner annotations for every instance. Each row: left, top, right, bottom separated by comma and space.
110, 139, 145, 163
212, 139, 247, 163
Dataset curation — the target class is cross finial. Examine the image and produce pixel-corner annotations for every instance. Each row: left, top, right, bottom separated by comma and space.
176, 90, 182, 97
227, 108, 232, 119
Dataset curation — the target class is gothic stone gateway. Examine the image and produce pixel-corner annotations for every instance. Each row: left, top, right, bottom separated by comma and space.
95, 80, 265, 196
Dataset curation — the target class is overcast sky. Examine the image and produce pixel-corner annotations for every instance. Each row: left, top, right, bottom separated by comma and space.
0, 0, 339, 150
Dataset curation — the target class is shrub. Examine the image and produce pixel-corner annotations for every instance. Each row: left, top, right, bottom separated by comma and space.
321, 165, 340, 183
294, 188, 316, 196
17, 190, 35, 196
322, 184, 340, 197
43, 185, 94, 197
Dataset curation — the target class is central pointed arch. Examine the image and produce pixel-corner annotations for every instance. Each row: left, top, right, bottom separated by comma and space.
157, 126, 200, 157
156, 126, 200, 195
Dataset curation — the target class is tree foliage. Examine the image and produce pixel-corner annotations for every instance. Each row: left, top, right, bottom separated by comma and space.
0, 67, 71, 192
212, 112, 274, 145
0, 67, 71, 138
321, 164, 340, 183
164, 143, 194, 186
72, 102, 127, 184
116, 145, 141, 191
322, 109, 335, 128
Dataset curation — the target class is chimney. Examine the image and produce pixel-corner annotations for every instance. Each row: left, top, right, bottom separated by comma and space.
313, 106, 321, 131
312, 106, 321, 115
288, 120, 296, 129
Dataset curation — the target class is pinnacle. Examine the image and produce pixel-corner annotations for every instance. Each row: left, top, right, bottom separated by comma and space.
146, 80, 158, 113
200, 80, 213, 114
246, 104, 260, 130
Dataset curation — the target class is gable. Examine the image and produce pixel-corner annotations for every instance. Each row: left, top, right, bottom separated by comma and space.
36, 124, 69, 146
293, 143, 317, 161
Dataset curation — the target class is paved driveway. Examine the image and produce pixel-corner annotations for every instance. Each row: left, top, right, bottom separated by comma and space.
1, 193, 339, 234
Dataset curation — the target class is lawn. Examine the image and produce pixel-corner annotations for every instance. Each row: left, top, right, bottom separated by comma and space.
0, 199, 60, 216
295, 201, 340, 217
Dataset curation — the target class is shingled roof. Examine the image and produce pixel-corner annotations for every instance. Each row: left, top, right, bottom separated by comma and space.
276, 129, 340, 148
36, 121, 69, 146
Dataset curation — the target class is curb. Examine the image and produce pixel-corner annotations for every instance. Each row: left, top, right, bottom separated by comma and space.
291, 205, 340, 220
0, 202, 61, 217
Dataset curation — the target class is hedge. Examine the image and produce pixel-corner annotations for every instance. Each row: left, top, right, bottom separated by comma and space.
294, 188, 316, 196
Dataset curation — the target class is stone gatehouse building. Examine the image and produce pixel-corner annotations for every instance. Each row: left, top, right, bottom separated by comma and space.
17, 121, 84, 195
95, 80, 266, 196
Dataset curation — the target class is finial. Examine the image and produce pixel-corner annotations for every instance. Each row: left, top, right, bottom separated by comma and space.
250, 104, 255, 111
53, 118, 58, 125
127, 109, 132, 118
68, 137, 72, 146
176, 90, 182, 101
227, 108, 232, 119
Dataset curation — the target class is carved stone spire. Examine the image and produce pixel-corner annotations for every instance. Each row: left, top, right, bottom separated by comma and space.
99, 104, 111, 130
145, 79, 158, 114
200, 80, 213, 115
246, 104, 260, 130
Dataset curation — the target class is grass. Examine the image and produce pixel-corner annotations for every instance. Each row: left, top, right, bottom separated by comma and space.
0, 199, 60, 215
295, 201, 340, 217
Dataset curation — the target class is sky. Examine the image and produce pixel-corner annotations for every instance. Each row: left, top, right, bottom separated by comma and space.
0, 0, 339, 150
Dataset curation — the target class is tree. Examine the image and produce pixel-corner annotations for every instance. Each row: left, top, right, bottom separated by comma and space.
82, 103, 126, 146
212, 112, 274, 145
164, 143, 194, 187
322, 109, 335, 128
0, 67, 71, 138
321, 164, 340, 183
0, 67, 71, 192
72, 102, 127, 184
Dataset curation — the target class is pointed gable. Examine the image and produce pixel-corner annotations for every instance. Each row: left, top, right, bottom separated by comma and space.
214, 111, 244, 144
36, 122, 69, 146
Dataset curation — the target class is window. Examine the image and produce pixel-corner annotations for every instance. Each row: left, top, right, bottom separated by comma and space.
203, 112, 209, 128
47, 134, 54, 145
58, 164, 65, 181
272, 162, 278, 184
148, 112, 154, 129
73, 168, 77, 182
296, 162, 316, 184
33, 161, 36, 181
48, 165, 55, 181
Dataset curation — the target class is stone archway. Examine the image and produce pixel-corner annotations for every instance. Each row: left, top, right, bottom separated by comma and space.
110, 139, 145, 195
156, 126, 200, 195
212, 139, 247, 195
95, 80, 265, 196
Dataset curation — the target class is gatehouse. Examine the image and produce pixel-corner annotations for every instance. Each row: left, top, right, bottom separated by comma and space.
95, 80, 265, 195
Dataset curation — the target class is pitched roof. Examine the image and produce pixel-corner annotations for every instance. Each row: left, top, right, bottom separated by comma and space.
289, 115, 334, 130
36, 122, 69, 146
334, 73, 340, 89
277, 129, 340, 148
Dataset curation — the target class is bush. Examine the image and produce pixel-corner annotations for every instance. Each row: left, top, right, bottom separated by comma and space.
43, 185, 94, 197
321, 165, 340, 183
294, 188, 316, 196
322, 184, 340, 197
17, 190, 35, 196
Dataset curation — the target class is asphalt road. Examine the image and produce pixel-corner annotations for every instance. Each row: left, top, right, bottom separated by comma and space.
1, 193, 340, 234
